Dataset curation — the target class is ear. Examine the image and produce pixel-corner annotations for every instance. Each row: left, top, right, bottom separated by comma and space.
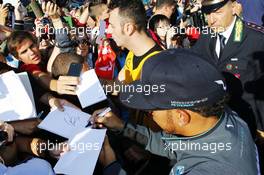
123, 22, 136, 36
231, 1, 236, 15
231, 1, 241, 16
176, 110, 191, 127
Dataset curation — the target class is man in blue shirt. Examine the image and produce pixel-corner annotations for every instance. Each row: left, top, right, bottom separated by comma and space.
92, 49, 260, 175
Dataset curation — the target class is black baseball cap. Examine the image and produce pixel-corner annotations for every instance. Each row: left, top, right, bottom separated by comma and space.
119, 49, 226, 110
201, 0, 230, 14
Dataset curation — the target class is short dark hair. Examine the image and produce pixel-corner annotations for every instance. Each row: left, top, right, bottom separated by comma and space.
89, 0, 107, 5
148, 14, 170, 32
88, 0, 108, 20
52, 52, 84, 79
156, 0, 176, 10
192, 95, 228, 118
89, 3, 107, 20
7, 31, 37, 58
108, 0, 147, 32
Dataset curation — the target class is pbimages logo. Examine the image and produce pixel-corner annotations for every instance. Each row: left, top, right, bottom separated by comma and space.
164, 140, 232, 154
172, 26, 226, 38
33, 26, 93, 38
103, 82, 166, 95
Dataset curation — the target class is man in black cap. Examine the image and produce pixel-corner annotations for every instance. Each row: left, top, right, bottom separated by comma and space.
192, 0, 264, 140
91, 49, 259, 175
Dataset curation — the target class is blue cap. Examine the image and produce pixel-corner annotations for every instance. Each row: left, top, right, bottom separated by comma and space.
119, 49, 226, 110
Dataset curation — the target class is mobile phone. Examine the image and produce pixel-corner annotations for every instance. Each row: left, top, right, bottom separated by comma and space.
67, 63, 83, 77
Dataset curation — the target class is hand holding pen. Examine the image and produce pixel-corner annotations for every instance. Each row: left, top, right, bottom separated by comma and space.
89, 107, 125, 130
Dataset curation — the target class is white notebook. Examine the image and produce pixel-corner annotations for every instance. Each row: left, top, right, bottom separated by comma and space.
76, 69, 107, 108
54, 128, 107, 175
0, 71, 36, 121
38, 106, 91, 138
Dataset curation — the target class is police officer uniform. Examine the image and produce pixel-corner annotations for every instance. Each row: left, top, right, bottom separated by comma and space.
192, 0, 264, 132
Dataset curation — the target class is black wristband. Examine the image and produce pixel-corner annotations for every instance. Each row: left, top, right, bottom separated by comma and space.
114, 121, 128, 135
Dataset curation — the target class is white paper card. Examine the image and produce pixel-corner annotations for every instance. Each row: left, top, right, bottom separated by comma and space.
38, 106, 90, 138
76, 69, 107, 108
17, 72, 36, 117
0, 71, 35, 121
3, 0, 18, 6
54, 128, 107, 175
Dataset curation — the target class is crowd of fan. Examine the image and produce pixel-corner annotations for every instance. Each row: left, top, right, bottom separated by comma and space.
0, 0, 264, 174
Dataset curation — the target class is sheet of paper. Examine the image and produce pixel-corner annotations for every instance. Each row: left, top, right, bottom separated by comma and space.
76, 69, 107, 108
0, 71, 35, 121
54, 128, 107, 175
17, 72, 36, 117
3, 0, 18, 6
38, 106, 91, 138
